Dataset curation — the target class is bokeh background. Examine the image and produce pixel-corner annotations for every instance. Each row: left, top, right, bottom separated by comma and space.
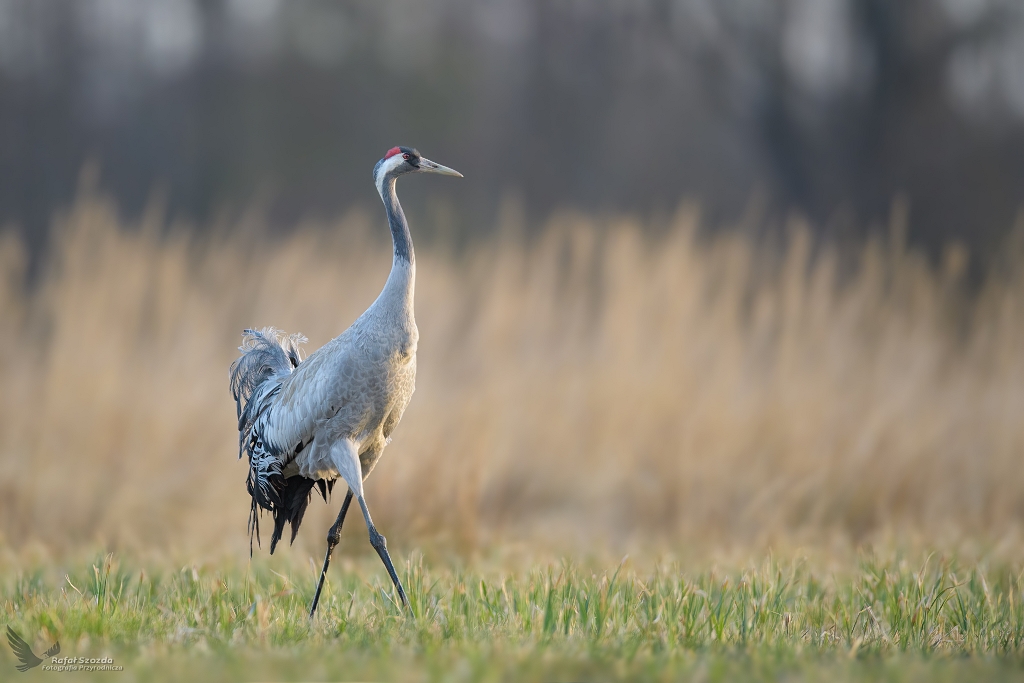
1, 0, 1024, 560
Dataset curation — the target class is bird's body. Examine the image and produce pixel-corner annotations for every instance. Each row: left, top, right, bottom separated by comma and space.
265, 260, 417, 484
230, 146, 460, 616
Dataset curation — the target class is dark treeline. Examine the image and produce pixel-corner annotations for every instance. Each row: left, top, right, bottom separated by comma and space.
1, 0, 1023, 260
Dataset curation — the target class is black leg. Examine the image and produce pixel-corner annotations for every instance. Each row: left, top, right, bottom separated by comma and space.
309, 489, 354, 619
357, 495, 408, 608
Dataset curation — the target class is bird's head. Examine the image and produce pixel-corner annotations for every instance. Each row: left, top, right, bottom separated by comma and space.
374, 146, 462, 195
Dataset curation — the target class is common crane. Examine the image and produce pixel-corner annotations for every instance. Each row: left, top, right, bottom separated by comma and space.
229, 147, 461, 617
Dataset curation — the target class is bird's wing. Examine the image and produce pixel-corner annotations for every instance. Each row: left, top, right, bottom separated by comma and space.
254, 344, 348, 462
6, 626, 41, 670
43, 641, 60, 658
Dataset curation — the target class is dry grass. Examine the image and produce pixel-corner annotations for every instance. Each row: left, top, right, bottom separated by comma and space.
1, 184, 1023, 560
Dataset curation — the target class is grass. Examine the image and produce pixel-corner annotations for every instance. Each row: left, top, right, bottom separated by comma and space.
3, 551, 1024, 681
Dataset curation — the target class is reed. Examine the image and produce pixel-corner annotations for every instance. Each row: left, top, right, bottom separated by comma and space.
1, 186, 1022, 558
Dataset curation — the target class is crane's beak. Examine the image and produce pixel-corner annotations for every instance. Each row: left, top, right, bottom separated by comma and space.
418, 157, 463, 177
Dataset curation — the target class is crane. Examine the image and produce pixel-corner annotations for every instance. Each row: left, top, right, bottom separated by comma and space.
229, 146, 461, 618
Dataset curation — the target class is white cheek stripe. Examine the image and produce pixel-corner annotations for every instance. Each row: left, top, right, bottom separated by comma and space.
375, 154, 406, 196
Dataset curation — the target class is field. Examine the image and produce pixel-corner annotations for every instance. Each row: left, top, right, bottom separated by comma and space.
3, 552, 1024, 681
2, 178, 1024, 679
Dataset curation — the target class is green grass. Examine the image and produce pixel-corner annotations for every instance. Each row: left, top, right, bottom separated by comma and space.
3, 552, 1024, 681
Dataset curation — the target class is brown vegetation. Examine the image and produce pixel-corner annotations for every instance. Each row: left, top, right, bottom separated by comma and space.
1, 189, 1023, 559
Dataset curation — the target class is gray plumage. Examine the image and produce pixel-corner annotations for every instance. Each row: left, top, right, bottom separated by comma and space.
229, 146, 461, 616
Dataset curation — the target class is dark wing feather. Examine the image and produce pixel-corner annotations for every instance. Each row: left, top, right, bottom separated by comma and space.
268, 476, 335, 554
44, 641, 60, 658
6, 626, 41, 671
269, 477, 316, 554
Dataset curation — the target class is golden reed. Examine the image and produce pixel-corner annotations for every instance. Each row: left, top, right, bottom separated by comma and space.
1, 187, 1022, 558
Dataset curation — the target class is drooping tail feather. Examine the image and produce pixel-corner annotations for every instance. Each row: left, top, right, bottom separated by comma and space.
268, 473, 336, 554
230, 327, 308, 554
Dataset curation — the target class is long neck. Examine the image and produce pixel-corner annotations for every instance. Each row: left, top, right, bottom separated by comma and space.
382, 177, 414, 266
374, 176, 416, 319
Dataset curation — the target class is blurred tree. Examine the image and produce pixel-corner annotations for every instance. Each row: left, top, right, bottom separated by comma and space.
0, 0, 1022, 261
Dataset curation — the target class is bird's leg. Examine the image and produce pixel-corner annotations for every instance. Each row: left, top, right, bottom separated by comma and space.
356, 494, 408, 608
309, 489, 353, 619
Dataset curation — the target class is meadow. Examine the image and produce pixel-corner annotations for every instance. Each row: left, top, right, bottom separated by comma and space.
4, 552, 1024, 681
2, 176, 1024, 679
